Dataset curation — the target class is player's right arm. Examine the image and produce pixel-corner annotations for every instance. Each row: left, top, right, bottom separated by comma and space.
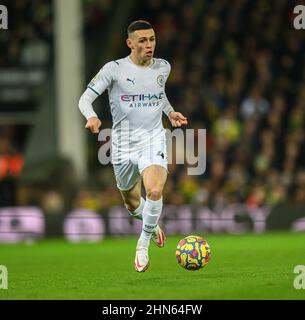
78, 61, 117, 134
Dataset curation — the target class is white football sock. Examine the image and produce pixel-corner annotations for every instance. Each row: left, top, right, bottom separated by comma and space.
139, 197, 163, 247
127, 197, 145, 220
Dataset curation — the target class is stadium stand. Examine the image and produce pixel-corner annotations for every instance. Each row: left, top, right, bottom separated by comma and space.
1, 0, 305, 213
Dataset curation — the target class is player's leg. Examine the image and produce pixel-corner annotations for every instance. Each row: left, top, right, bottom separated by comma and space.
114, 161, 149, 272
138, 164, 167, 247
134, 165, 167, 272
113, 160, 144, 218
120, 178, 165, 248
120, 180, 144, 220
133, 138, 168, 272
131, 165, 167, 272
121, 180, 165, 238
142, 164, 167, 201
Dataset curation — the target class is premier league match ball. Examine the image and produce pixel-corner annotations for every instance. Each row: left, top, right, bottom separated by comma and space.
176, 235, 211, 270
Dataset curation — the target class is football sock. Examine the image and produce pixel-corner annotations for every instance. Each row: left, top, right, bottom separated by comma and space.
127, 197, 145, 220
139, 197, 163, 247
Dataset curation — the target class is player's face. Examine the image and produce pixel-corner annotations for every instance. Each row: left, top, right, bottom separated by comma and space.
128, 29, 156, 62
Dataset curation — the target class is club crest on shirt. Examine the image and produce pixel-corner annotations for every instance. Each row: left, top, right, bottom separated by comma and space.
157, 75, 165, 87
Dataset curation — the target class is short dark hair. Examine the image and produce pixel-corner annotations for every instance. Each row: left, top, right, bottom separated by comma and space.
127, 20, 153, 36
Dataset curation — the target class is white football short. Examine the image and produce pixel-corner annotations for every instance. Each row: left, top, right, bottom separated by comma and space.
112, 141, 168, 191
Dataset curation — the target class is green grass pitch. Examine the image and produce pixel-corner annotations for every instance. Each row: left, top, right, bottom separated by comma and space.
0, 232, 305, 300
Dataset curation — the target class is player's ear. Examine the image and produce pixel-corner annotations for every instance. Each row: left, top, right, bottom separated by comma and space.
126, 38, 133, 50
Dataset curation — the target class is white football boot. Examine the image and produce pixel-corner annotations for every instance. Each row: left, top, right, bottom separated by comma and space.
151, 225, 166, 248
134, 241, 149, 272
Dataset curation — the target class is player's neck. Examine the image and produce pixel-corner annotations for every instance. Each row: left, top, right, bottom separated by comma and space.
129, 54, 152, 67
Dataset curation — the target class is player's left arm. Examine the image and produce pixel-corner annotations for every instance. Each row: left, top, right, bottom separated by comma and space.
163, 93, 188, 127
162, 60, 188, 127
168, 110, 188, 127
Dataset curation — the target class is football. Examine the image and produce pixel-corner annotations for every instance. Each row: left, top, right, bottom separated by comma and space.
176, 235, 211, 270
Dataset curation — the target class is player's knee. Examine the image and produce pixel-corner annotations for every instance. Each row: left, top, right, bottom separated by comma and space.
124, 199, 140, 213
146, 188, 162, 201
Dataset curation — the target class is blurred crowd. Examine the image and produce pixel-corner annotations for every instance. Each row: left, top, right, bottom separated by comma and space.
85, 0, 305, 211
1, 0, 305, 213
132, 0, 305, 208
0, 128, 24, 206
0, 0, 53, 67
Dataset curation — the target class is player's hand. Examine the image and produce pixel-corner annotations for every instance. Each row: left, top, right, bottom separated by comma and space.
168, 112, 188, 127
85, 117, 102, 134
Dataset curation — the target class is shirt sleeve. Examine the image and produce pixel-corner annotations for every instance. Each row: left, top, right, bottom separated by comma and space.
78, 87, 99, 120
163, 60, 175, 116
87, 61, 117, 96
163, 92, 175, 116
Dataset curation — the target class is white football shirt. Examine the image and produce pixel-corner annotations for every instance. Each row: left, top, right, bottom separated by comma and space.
87, 56, 174, 158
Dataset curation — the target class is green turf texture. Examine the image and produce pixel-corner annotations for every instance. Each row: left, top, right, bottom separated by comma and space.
0, 232, 305, 300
